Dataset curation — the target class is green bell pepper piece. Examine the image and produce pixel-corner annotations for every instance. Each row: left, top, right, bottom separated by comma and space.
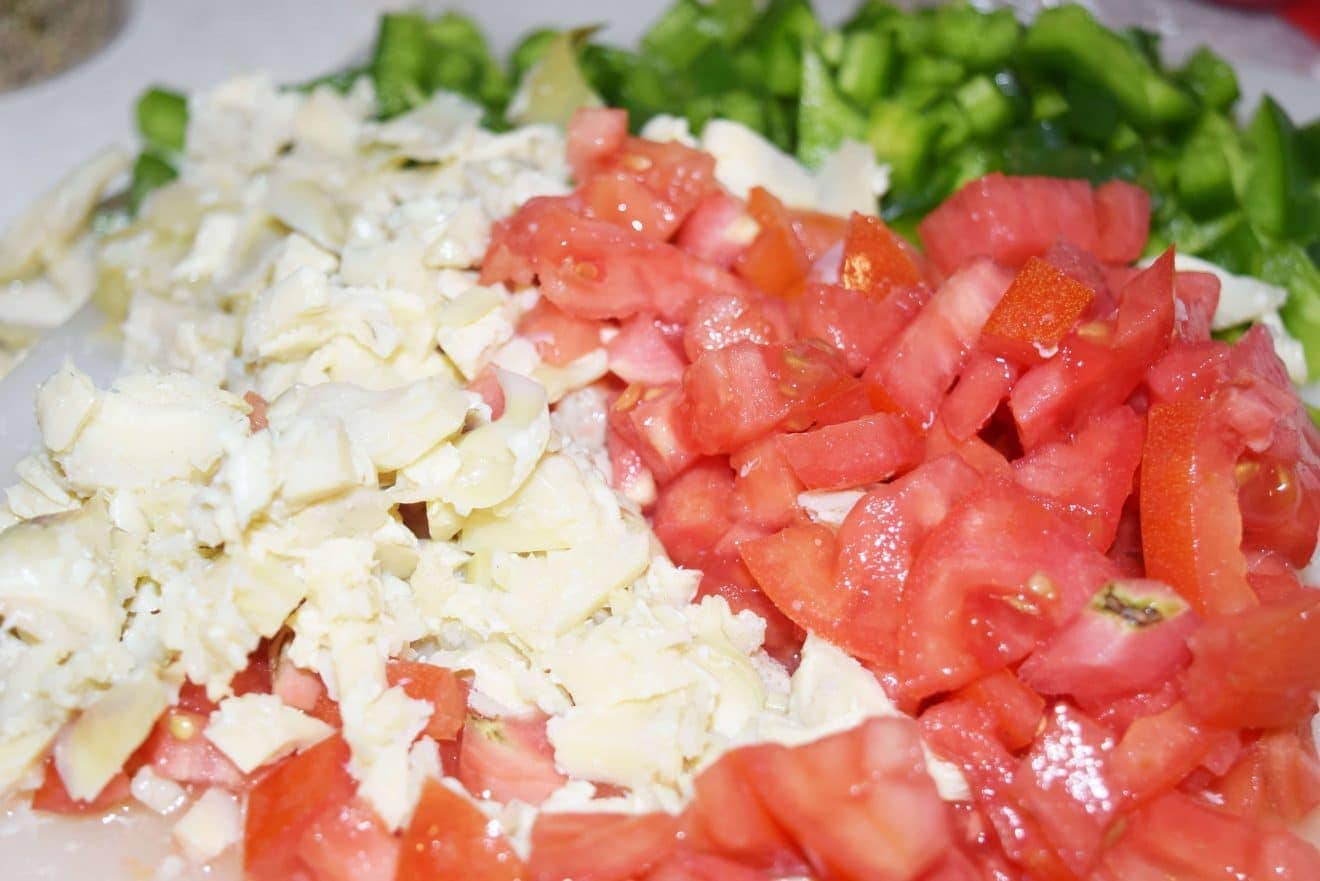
135, 87, 188, 154
955, 75, 1014, 138
797, 47, 867, 167
128, 151, 178, 214
1243, 96, 1309, 240
930, 3, 1019, 72
1177, 46, 1240, 112
1267, 243, 1320, 380
837, 30, 894, 106
371, 13, 429, 118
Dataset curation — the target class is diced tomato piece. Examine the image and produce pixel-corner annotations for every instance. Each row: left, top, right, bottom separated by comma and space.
980, 256, 1095, 365
457, 713, 566, 806
31, 756, 131, 814
898, 480, 1120, 703
1182, 592, 1320, 730
517, 299, 605, 366
1013, 405, 1143, 550
1009, 704, 1119, 877
245, 735, 356, 881
468, 368, 506, 420
398, 779, 526, 881
864, 259, 1014, 429
734, 187, 811, 297
917, 174, 1101, 275
528, 812, 681, 881
730, 437, 803, 531
796, 282, 929, 375
788, 207, 849, 263
682, 291, 793, 361
1101, 791, 1320, 881
684, 749, 807, 873
938, 354, 1018, 442
607, 426, 657, 507
1109, 701, 1235, 806
646, 852, 774, 881
386, 660, 467, 742
138, 709, 248, 790
676, 190, 754, 269
831, 454, 983, 669
839, 212, 923, 297
607, 314, 687, 386
298, 799, 399, 881
1173, 271, 1220, 342
954, 670, 1046, 752
1140, 396, 1256, 616
1018, 578, 1199, 706
244, 390, 270, 433
1145, 339, 1232, 404
1043, 240, 1113, 315
1092, 179, 1151, 264
743, 718, 953, 881
777, 412, 922, 491
1245, 548, 1305, 603
808, 378, 875, 427
567, 107, 628, 181
740, 519, 840, 645
652, 460, 737, 567
611, 384, 701, 482
232, 646, 274, 697
923, 418, 1015, 481
579, 171, 682, 240
1211, 728, 1320, 825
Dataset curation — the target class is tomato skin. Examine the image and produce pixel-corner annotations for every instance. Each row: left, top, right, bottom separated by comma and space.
30, 756, 131, 814
743, 717, 954, 881
1017, 579, 1199, 706
777, 412, 922, 491
244, 735, 356, 881
1092, 179, 1151, 264
839, 212, 923, 297
528, 812, 682, 881
980, 256, 1095, 366
567, 107, 628, 181
386, 660, 468, 742
456, 713, 566, 807
398, 779, 526, 881
864, 259, 1014, 430
937, 354, 1017, 442
1012, 405, 1144, 551
898, 480, 1119, 703
1182, 592, 1320, 730
1140, 396, 1256, 616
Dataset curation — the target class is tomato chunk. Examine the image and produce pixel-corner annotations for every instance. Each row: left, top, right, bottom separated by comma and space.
1092, 179, 1151, 264
528, 812, 681, 881
298, 799, 399, 881
980, 256, 1095, 365
608, 314, 687, 386
398, 779, 526, 881
457, 714, 566, 806
517, 299, 604, 366
777, 412, 922, 491
31, 756, 131, 814
386, 660, 468, 742
839, 212, 923, 297
566, 107, 628, 181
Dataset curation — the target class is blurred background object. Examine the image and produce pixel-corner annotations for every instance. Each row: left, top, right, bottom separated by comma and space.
0, 0, 128, 92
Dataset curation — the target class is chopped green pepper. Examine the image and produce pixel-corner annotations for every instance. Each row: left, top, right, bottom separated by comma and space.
1268, 243, 1320, 379
796, 47, 866, 167
135, 87, 188, 154
371, 13, 430, 118
1177, 46, 1240, 112
128, 151, 178, 213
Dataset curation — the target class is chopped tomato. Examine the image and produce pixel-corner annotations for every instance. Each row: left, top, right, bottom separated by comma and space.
244, 390, 270, 433
863, 259, 1014, 429
611, 383, 701, 482
607, 313, 687, 386
682, 290, 792, 361
1211, 728, 1320, 825
528, 812, 681, 881
742, 718, 953, 881
1173, 271, 1220, 342
734, 187, 811, 297
740, 519, 841, 647
979, 256, 1095, 365
918, 174, 1101, 275
31, 756, 131, 814
683, 749, 808, 874
937, 354, 1018, 442
651, 460, 737, 567
646, 852, 774, 881
1013, 405, 1143, 550
398, 779, 526, 881
1042, 240, 1113, 315
1182, 592, 1320, 730
898, 480, 1120, 703
730, 436, 804, 531
777, 412, 922, 491
676, 190, 754, 269
245, 735, 356, 881
695, 554, 805, 667
839, 212, 923, 297
1140, 396, 1256, 616
787, 207, 849, 263
796, 282, 928, 375
1017, 579, 1199, 706
566, 107, 628, 181
517, 299, 605, 366
456, 713, 566, 806
1092, 179, 1151, 264
607, 426, 657, 506
386, 660, 468, 742
1109, 701, 1236, 806
298, 800, 399, 881
468, 367, 506, 420
953, 670, 1046, 752
137, 709, 248, 790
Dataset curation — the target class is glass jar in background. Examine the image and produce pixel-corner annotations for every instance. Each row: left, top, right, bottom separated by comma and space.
0, 0, 129, 93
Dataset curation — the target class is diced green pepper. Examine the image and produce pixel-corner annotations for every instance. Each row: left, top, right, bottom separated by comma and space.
1176, 116, 1237, 217
836, 30, 894, 106
371, 13, 430, 118
1177, 46, 1240, 112
930, 3, 1019, 72
867, 99, 938, 191
797, 47, 867, 167
1267, 243, 1320, 379
128, 151, 178, 214
1022, 5, 1196, 131
135, 87, 188, 154
955, 75, 1013, 137
1243, 96, 1309, 240
1061, 78, 1122, 145
642, 0, 713, 70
